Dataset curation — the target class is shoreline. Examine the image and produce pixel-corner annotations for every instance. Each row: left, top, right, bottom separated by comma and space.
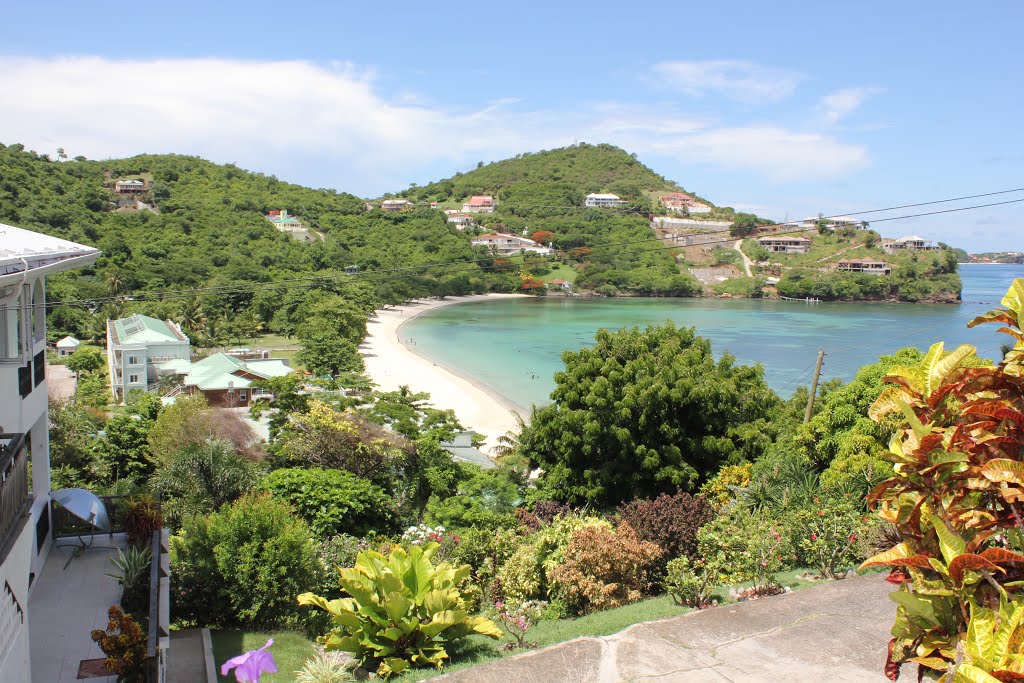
361, 294, 529, 456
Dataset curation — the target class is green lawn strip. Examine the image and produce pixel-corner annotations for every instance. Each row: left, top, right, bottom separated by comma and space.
211, 629, 316, 683
539, 263, 578, 283
209, 567, 855, 683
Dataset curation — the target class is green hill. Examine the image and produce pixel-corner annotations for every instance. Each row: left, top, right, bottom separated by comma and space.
398, 143, 712, 217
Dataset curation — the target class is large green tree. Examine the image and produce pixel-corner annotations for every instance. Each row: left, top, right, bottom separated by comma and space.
519, 323, 780, 506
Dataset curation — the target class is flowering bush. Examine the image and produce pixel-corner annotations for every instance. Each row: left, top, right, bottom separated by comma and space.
402, 524, 448, 545
698, 463, 753, 509
492, 600, 547, 649
549, 522, 663, 614
616, 490, 714, 568
698, 508, 794, 591
90, 605, 146, 681
789, 496, 874, 579
664, 554, 725, 608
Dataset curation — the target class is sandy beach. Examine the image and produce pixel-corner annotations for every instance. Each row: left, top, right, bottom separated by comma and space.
361, 294, 527, 455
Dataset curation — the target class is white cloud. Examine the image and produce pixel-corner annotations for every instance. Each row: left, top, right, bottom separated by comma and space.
652, 60, 802, 102
0, 56, 868, 192
817, 87, 879, 125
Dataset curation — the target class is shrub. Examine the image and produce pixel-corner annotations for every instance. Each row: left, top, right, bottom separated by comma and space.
497, 515, 609, 610
424, 468, 522, 531
105, 546, 152, 615
171, 494, 319, 628
296, 651, 353, 683
698, 463, 752, 508
260, 468, 396, 538
548, 523, 663, 614
299, 543, 503, 679
123, 495, 162, 548
698, 508, 794, 590
91, 606, 146, 681
530, 500, 573, 524
616, 491, 714, 566
492, 599, 547, 649
788, 495, 875, 579
447, 526, 520, 609
664, 554, 724, 608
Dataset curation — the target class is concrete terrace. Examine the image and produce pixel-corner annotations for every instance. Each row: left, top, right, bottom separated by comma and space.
29, 543, 124, 683
437, 573, 893, 683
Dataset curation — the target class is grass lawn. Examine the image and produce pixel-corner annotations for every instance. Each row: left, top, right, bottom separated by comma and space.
269, 349, 300, 367
211, 629, 316, 683
211, 566, 852, 682
540, 263, 578, 283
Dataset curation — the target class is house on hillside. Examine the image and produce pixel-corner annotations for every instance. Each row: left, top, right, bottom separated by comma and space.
440, 432, 495, 469
882, 235, 939, 253
547, 279, 572, 292
159, 352, 293, 407
462, 195, 495, 213
660, 192, 711, 214
585, 193, 626, 208
114, 178, 147, 194
381, 199, 414, 212
836, 258, 891, 275
446, 213, 476, 230
0, 222, 108, 683
471, 233, 550, 255
757, 236, 812, 254
106, 314, 191, 400
265, 209, 306, 236
55, 336, 80, 357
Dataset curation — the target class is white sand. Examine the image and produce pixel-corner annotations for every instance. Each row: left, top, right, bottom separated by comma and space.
361, 294, 528, 454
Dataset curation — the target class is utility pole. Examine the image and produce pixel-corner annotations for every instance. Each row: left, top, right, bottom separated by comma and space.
804, 348, 826, 424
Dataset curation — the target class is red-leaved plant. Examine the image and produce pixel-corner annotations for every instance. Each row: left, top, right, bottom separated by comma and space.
861, 279, 1024, 681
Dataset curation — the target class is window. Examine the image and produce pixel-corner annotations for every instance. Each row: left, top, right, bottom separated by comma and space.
128, 355, 140, 365
239, 390, 248, 402
129, 374, 140, 384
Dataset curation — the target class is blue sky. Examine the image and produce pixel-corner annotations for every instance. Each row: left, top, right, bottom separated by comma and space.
1, 1, 1021, 250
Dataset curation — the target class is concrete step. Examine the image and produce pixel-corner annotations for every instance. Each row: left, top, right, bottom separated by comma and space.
167, 628, 215, 683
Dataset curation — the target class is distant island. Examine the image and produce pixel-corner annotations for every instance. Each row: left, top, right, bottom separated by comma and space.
966, 251, 1024, 264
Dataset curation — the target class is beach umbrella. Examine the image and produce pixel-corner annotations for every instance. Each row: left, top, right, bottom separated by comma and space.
51, 488, 111, 532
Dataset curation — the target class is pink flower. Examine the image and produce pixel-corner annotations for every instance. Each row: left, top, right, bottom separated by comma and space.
221, 639, 277, 683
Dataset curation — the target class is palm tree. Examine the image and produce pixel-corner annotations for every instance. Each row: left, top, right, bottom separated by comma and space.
150, 441, 261, 527
178, 297, 205, 336
493, 412, 529, 458
104, 269, 124, 297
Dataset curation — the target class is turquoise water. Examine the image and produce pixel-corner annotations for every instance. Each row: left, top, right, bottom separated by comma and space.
403, 264, 1024, 406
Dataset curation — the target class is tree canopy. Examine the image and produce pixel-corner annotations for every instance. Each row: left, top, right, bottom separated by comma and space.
519, 323, 781, 506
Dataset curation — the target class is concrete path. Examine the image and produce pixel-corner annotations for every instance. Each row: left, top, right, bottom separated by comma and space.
167, 628, 214, 683
47, 363, 76, 401
437, 573, 893, 683
734, 239, 754, 277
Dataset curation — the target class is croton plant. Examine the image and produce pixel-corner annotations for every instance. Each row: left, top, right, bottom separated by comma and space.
862, 279, 1024, 681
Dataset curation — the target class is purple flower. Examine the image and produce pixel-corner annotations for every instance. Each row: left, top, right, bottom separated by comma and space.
221, 639, 277, 682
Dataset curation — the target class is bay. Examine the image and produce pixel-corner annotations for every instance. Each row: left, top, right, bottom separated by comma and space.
402, 264, 1024, 407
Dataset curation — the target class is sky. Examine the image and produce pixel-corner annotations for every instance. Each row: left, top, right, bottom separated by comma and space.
1, 1, 1021, 251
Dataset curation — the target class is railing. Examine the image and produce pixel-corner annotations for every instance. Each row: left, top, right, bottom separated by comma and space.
0, 433, 29, 564
51, 494, 130, 538
146, 511, 169, 683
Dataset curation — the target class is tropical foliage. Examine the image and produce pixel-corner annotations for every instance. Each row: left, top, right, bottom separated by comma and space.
298, 543, 503, 678
861, 279, 1024, 681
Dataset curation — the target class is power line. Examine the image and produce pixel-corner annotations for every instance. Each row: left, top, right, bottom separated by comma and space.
33, 194, 1024, 310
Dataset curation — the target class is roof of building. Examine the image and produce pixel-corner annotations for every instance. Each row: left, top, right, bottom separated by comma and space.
758, 236, 811, 243
895, 235, 928, 243
661, 192, 693, 200
465, 195, 494, 206
381, 199, 412, 205
0, 222, 102, 278
156, 358, 192, 374
56, 336, 81, 348
548, 279, 570, 285
586, 193, 622, 200
115, 179, 145, 186
109, 314, 190, 346
180, 353, 293, 391
838, 258, 888, 265
440, 432, 495, 469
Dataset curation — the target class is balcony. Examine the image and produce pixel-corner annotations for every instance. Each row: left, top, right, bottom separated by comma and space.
0, 433, 29, 565
30, 498, 171, 682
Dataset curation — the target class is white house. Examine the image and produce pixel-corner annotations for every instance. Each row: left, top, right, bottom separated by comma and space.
585, 193, 626, 208
381, 199, 414, 212
547, 279, 572, 292
836, 258, 891, 276
471, 233, 550, 255
0, 223, 100, 683
114, 179, 147, 194
106, 314, 191, 400
446, 213, 476, 230
886, 235, 939, 252
462, 195, 495, 213
55, 336, 80, 357
757, 236, 812, 254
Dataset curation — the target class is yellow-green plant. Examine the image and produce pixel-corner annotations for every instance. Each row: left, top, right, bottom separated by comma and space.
298, 543, 502, 679
861, 279, 1024, 682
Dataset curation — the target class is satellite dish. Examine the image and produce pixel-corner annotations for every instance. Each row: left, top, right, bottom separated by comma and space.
52, 488, 111, 552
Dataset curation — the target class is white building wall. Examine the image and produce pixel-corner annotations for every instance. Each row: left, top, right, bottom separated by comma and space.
0, 522, 33, 683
